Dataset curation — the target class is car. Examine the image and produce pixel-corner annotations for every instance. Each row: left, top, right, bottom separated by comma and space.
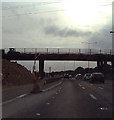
64, 74, 69, 79
0, 73, 2, 83
7, 48, 20, 54
69, 75, 72, 78
83, 73, 91, 81
89, 73, 104, 83
75, 74, 83, 80
60, 75, 64, 79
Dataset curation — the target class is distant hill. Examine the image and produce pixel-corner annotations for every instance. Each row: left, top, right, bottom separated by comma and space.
2, 59, 33, 85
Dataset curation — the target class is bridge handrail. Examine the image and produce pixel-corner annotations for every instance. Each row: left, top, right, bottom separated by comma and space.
2, 48, 112, 55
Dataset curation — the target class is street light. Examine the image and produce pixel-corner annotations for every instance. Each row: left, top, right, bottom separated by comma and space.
110, 30, 114, 67
82, 41, 97, 51
110, 31, 114, 33
81, 41, 97, 68
64, 62, 65, 71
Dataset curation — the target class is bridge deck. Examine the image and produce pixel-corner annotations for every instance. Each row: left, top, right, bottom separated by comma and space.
2, 53, 112, 61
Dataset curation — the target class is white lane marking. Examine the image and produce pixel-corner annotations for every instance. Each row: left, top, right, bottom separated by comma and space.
2, 93, 30, 105
46, 102, 50, 105
16, 94, 27, 98
52, 97, 55, 99
100, 107, 108, 110
98, 87, 104, 90
81, 87, 86, 89
1, 98, 17, 106
42, 82, 62, 92
89, 94, 97, 100
78, 84, 82, 87
36, 113, 41, 116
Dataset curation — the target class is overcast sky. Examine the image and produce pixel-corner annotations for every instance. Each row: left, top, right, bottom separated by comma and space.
2, 0, 113, 49
2, 0, 113, 72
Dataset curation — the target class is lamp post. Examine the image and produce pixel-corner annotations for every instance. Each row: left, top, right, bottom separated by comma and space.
110, 31, 114, 33
64, 62, 65, 71
81, 41, 97, 68
110, 30, 114, 68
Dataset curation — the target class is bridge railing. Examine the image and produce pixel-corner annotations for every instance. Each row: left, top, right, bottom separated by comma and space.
3, 48, 112, 55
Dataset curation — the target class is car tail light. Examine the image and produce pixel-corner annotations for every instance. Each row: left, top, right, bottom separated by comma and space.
102, 74, 104, 78
92, 75, 94, 78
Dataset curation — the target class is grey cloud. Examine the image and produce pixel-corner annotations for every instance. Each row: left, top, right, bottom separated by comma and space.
44, 25, 92, 37
88, 24, 112, 49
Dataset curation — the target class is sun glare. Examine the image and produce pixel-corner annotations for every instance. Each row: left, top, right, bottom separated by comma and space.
62, 0, 102, 26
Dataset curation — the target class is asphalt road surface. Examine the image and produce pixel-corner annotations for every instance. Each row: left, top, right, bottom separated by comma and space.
2, 79, 112, 118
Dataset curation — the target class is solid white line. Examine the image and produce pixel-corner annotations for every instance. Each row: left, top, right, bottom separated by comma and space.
2, 93, 30, 105
89, 94, 97, 100
16, 94, 27, 98
2, 81, 62, 105
1, 98, 17, 106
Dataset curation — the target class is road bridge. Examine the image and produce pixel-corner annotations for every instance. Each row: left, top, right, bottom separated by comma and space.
2, 48, 113, 78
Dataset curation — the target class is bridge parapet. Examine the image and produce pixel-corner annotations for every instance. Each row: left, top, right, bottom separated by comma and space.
2, 48, 112, 55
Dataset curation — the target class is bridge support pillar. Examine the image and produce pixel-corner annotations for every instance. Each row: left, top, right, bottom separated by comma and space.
103, 61, 107, 67
111, 60, 114, 69
100, 61, 103, 66
39, 59, 44, 79
97, 61, 100, 67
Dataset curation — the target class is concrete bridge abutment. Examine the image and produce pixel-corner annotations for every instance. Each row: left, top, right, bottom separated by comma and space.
39, 59, 44, 79
97, 60, 108, 68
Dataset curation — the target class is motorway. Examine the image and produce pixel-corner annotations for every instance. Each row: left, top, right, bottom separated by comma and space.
2, 79, 112, 118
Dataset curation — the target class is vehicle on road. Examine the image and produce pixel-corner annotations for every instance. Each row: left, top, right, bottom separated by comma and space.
69, 75, 72, 78
89, 73, 104, 83
75, 74, 83, 80
83, 73, 91, 81
7, 48, 20, 54
60, 75, 64, 79
0, 73, 2, 83
64, 74, 69, 79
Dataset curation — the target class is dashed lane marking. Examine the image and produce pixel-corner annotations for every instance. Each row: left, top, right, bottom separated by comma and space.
52, 97, 55, 99
81, 87, 86, 89
100, 107, 108, 111
89, 94, 97, 100
46, 102, 50, 105
78, 84, 82, 87
36, 113, 41, 116
98, 87, 104, 90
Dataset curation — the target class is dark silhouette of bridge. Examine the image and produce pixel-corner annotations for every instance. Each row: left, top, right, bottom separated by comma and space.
2, 48, 113, 78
